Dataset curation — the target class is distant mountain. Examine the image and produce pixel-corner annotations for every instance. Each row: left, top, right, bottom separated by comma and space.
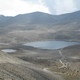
0, 12, 58, 27
0, 15, 12, 27
0, 11, 80, 43
0, 11, 80, 33
0, 15, 5, 20
0, 11, 80, 27
13, 12, 57, 24
57, 10, 80, 24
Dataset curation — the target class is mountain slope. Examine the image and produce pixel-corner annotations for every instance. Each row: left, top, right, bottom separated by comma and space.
0, 11, 80, 26
0, 12, 58, 27
0, 11, 80, 44
0, 51, 60, 80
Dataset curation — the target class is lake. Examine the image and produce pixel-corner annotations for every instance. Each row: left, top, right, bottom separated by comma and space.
23, 41, 80, 50
1, 49, 16, 53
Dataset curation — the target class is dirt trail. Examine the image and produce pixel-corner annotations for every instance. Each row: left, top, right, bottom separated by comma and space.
43, 68, 65, 80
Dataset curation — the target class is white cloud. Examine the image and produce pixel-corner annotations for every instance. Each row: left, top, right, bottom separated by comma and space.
0, 0, 79, 16
55, 0, 77, 14
41, 0, 78, 15
0, 0, 50, 16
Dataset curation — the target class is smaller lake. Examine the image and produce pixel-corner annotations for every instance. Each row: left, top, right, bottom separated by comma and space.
23, 41, 80, 50
1, 49, 16, 53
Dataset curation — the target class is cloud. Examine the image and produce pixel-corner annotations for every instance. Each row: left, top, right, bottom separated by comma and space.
40, 0, 57, 14
41, 0, 78, 15
0, 0, 80, 16
55, 0, 77, 14
0, 0, 50, 16
74, 0, 80, 10
21, 0, 39, 3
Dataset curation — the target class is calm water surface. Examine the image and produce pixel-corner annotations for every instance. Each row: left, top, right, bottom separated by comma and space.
1, 49, 16, 53
24, 41, 80, 50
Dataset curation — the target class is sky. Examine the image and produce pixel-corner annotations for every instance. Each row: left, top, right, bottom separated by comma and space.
0, 0, 80, 16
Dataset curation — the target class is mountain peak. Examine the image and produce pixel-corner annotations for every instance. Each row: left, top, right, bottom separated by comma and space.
30, 11, 50, 14
16, 11, 52, 17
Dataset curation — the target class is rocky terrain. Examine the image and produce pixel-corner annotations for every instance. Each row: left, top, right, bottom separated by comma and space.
0, 51, 63, 80
0, 11, 80, 80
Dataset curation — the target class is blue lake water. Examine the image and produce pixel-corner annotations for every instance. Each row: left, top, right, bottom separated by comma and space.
23, 41, 80, 50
